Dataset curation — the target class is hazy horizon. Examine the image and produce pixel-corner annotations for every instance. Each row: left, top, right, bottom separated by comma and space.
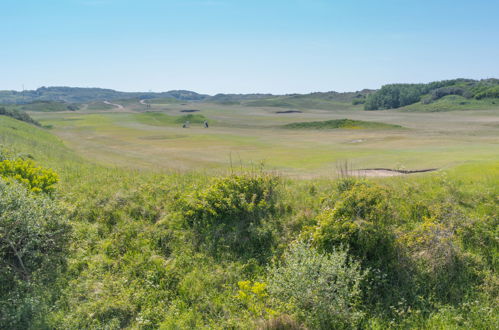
3, 76, 498, 96
2, 0, 499, 94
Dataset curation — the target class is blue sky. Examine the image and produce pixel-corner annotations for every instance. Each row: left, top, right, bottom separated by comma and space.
1, 0, 498, 94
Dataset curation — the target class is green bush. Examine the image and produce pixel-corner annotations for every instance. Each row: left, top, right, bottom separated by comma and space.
0, 180, 70, 328
178, 174, 279, 260
267, 241, 366, 329
312, 181, 396, 268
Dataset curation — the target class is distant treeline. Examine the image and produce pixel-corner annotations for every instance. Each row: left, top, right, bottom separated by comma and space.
365, 78, 499, 110
0, 107, 40, 126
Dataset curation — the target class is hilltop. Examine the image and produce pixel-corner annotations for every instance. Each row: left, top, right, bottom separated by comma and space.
0, 86, 208, 104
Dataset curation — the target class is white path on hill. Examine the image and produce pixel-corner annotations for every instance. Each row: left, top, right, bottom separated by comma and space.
103, 100, 124, 109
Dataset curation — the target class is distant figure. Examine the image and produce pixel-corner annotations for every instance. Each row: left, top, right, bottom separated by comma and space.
183, 121, 190, 128
203, 120, 209, 128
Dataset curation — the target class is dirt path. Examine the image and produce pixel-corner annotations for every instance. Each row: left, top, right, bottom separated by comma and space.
103, 100, 124, 110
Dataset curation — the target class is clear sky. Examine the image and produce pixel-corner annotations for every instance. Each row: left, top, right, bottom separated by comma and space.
1, 0, 498, 94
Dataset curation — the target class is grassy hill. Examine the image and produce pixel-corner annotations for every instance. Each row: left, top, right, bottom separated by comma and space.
0, 87, 208, 104
5, 100, 80, 112
242, 90, 373, 110
0, 107, 41, 126
401, 95, 499, 112
4, 80, 499, 113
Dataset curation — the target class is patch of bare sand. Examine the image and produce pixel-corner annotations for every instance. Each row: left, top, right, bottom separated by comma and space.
350, 168, 438, 177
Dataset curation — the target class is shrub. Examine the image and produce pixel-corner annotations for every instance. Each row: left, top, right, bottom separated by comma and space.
0, 158, 58, 194
178, 174, 279, 260
235, 280, 273, 319
430, 87, 465, 100
312, 181, 396, 269
267, 241, 366, 329
0, 180, 70, 328
399, 215, 480, 304
352, 98, 365, 105
474, 85, 499, 99
458, 215, 498, 269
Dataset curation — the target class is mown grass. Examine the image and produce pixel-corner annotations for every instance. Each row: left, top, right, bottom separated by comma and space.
29, 105, 499, 178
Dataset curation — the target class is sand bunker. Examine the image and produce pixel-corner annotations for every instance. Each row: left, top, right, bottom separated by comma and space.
276, 110, 302, 114
350, 168, 437, 177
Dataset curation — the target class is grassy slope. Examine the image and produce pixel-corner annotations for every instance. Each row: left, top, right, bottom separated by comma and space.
4, 101, 78, 112
402, 95, 499, 112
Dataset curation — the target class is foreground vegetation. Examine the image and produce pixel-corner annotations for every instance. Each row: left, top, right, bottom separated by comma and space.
0, 114, 497, 329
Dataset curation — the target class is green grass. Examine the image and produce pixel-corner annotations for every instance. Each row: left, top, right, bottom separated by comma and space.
134, 112, 208, 126
1, 111, 497, 329
145, 97, 185, 104
28, 101, 499, 177
282, 118, 403, 130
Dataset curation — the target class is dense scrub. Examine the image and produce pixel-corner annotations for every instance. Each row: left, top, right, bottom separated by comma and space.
0, 118, 497, 328
365, 78, 499, 110
20, 168, 495, 329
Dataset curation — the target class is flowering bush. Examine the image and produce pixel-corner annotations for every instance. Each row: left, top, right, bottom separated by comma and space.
0, 159, 58, 194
